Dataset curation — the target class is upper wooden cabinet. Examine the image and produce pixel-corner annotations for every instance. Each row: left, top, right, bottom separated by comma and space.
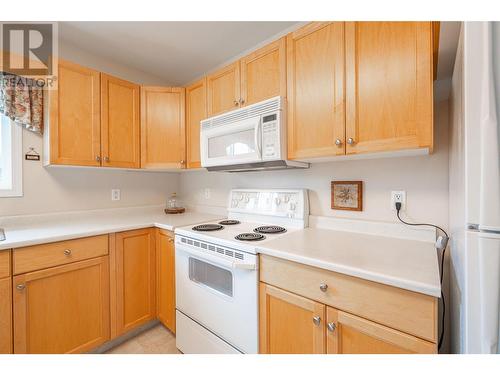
49, 60, 101, 166
207, 62, 240, 116
185, 78, 207, 169
287, 22, 346, 159
240, 37, 286, 106
101, 74, 141, 168
156, 229, 176, 332
141, 87, 186, 169
345, 22, 433, 155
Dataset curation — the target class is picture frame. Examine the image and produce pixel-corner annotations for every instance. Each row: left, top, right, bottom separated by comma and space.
331, 181, 363, 211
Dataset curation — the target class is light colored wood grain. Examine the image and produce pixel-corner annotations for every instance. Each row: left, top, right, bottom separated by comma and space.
432, 21, 440, 80
185, 78, 207, 169
260, 282, 325, 354
108, 233, 118, 339
240, 37, 286, 106
0, 251, 10, 278
326, 306, 436, 354
49, 59, 101, 166
345, 22, 433, 155
114, 228, 156, 336
156, 229, 176, 333
100, 73, 141, 168
0, 277, 12, 353
207, 61, 240, 116
141, 86, 186, 169
287, 22, 346, 159
13, 256, 110, 354
13, 235, 108, 275
260, 255, 438, 342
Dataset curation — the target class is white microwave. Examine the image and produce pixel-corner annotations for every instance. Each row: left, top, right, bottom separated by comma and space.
200, 96, 308, 172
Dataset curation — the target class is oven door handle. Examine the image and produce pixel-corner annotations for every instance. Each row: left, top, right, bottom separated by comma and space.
176, 244, 256, 270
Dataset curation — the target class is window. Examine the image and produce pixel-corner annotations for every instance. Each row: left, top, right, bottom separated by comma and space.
0, 114, 23, 197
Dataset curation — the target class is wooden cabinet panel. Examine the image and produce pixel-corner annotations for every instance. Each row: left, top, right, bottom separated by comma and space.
345, 22, 433, 154
185, 78, 207, 169
0, 251, 10, 278
101, 74, 141, 168
156, 229, 176, 332
207, 62, 240, 116
13, 235, 108, 274
240, 37, 286, 106
0, 277, 12, 354
113, 229, 156, 336
260, 283, 325, 354
287, 22, 345, 160
13, 257, 110, 354
326, 307, 436, 354
141, 86, 186, 169
49, 60, 101, 166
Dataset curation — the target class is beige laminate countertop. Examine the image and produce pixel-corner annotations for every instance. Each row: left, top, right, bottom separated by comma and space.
256, 227, 441, 297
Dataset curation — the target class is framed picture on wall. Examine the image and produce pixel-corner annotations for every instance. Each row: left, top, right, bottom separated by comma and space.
331, 181, 363, 211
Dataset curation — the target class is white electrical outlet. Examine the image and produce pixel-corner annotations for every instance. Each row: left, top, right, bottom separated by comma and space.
111, 189, 121, 201
204, 188, 211, 199
391, 190, 406, 211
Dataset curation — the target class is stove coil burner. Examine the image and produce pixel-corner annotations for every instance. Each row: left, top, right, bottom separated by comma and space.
192, 224, 224, 231
218, 220, 241, 225
254, 225, 287, 234
235, 233, 266, 241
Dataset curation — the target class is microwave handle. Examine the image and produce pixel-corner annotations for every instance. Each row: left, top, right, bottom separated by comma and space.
255, 122, 262, 157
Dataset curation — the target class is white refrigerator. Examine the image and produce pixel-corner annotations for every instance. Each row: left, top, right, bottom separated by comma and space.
450, 21, 500, 353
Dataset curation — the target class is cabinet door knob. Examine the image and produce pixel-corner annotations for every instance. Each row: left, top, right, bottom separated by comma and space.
95, 156, 101, 162
64, 249, 72, 256
347, 137, 355, 145
335, 139, 342, 146
16, 284, 26, 291
234, 100, 239, 106
168, 238, 174, 243
313, 316, 321, 326
180, 160, 185, 164
319, 283, 328, 292
327, 322, 337, 332
240, 98, 245, 105
104, 156, 110, 162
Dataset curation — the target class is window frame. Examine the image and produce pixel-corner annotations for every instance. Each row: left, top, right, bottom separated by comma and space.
0, 114, 23, 197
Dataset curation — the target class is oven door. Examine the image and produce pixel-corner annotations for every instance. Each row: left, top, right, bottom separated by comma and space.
201, 116, 262, 167
175, 243, 258, 353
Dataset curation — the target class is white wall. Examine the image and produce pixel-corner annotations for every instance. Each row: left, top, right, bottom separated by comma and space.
179, 100, 450, 230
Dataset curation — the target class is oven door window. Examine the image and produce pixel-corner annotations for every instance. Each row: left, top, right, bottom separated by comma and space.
189, 257, 233, 297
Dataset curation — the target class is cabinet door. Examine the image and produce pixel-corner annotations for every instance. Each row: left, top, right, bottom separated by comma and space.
156, 229, 176, 332
49, 60, 101, 166
185, 78, 207, 169
240, 37, 286, 107
326, 307, 436, 354
113, 229, 156, 336
141, 87, 186, 169
0, 277, 12, 354
345, 22, 433, 155
101, 74, 141, 168
207, 62, 240, 116
259, 283, 325, 354
13, 257, 110, 354
287, 22, 345, 160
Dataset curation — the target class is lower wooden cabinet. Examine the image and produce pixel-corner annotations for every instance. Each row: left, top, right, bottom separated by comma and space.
156, 229, 176, 332
12, 257, 110, 354
111, 228, 156, 337
0, 277, 12, 354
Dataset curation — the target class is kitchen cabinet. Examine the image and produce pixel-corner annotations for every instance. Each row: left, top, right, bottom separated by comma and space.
48, 60, 101, 166
207, 61, 240, 117
156, 229, 176, 332
259, 283, 325, 354
326, 307, 436, 354
141, 86, 186, 169
112, 229, 156, 337
345, 22, 433, 155
13, 257, 110, 354
101, 74, 141, 168
0, 251, 12, 354
185, 78, 207, 169
286, 22, 346, 159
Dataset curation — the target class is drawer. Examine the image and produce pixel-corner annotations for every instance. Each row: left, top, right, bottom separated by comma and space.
0, 251, 10, 278
13, 235, 109, 275
260, 255, 438, 343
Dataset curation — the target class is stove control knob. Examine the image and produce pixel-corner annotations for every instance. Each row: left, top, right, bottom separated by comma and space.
231, 199, 238, 208
275, 197, 281, 206
284, 195, 290, 203
288, 202, 296, 211
238, 194, 243, 201
244, 196, 250, 203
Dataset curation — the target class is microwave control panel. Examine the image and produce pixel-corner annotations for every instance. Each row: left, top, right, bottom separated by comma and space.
261, 113, 281, 160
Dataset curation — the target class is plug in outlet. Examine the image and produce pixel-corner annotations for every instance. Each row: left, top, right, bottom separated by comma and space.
111, 189, 121, 201
391, 191, 406, 211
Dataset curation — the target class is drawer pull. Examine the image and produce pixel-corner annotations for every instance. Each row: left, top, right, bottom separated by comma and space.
64, 249, 72, 256
327, 322, 337, 332
16, 284, 26, 291
319, 283, 328, 292
313, 316, 321, 326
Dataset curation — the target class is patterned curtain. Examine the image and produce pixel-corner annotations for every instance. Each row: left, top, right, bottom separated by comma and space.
0, 73, 44, 134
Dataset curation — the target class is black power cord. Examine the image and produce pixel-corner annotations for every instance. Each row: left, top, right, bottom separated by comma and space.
395, 202, 449, 351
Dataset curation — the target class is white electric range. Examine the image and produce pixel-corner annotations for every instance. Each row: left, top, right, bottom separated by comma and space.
174, 188, 309, 354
